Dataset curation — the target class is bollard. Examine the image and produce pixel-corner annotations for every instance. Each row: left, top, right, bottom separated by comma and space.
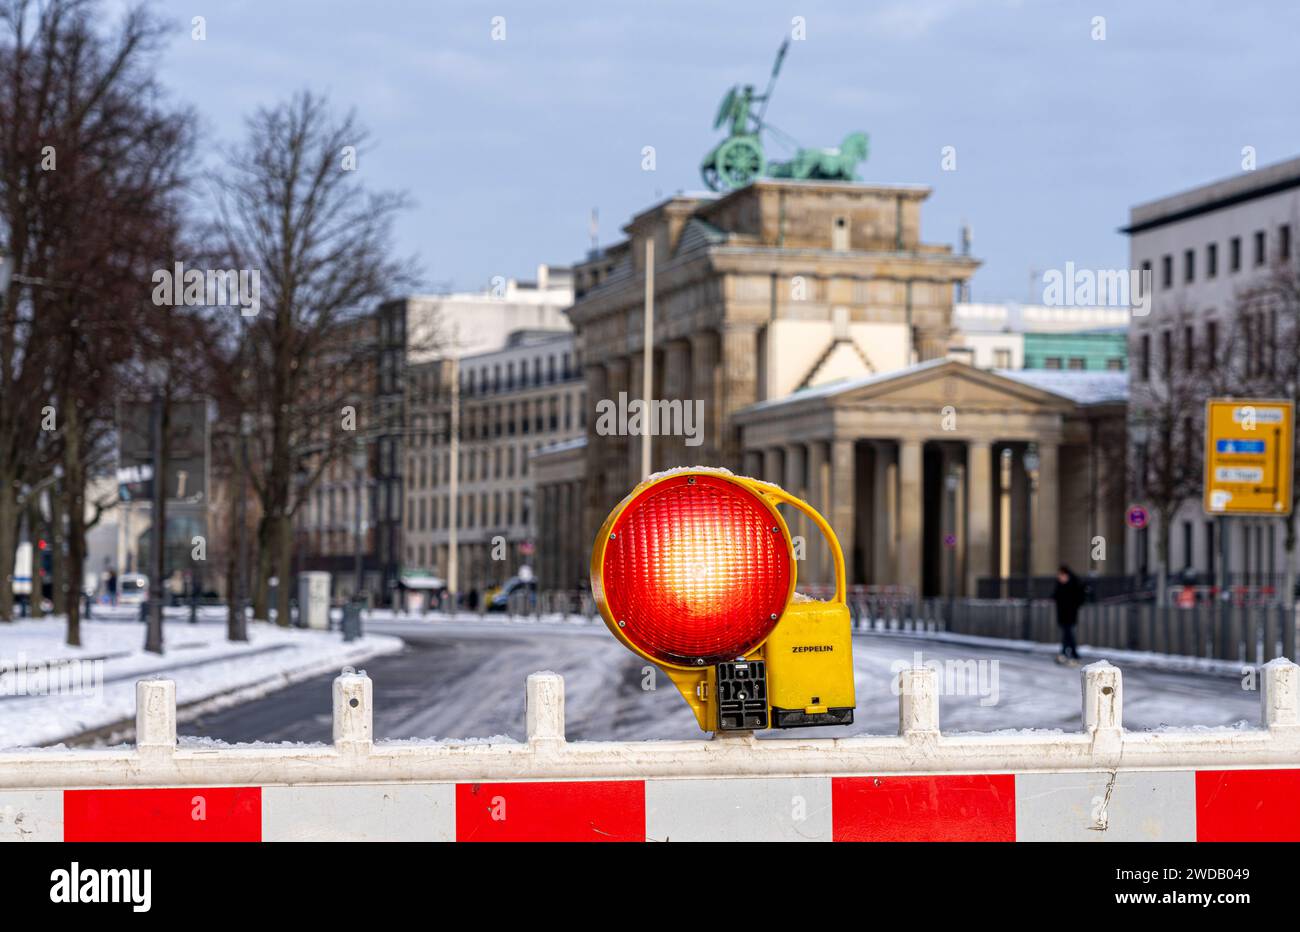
332, 667, 373, 754
1261, 658, 1300, 729
342, 599, 363, 642
135, 679, 176, 755
1081, 661, 1122, 734
526, 672, 566, 746
897, 665, 940, 739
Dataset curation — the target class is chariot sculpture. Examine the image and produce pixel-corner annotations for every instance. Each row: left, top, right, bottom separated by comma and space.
700, 41, 870, 192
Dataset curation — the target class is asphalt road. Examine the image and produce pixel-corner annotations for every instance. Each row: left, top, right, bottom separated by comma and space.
179, 618, 1262, 744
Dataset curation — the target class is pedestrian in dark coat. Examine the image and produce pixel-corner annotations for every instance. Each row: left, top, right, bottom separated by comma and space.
1051, 565, 1086, 664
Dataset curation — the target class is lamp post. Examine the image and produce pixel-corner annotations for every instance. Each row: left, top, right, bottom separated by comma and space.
233, 411, 252, 640
352, 438, 366, 603
143, 365, 167, 655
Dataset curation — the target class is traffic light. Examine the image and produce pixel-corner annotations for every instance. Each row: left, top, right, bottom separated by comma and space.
591, 468, 855, 733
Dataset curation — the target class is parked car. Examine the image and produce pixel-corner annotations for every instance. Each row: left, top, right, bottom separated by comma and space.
117, 573, 149, 606
488, 574, 538, 611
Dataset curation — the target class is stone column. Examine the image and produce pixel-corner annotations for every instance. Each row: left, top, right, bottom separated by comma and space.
763, 447, 784, 487
662, 339, 692, 470
1009, 445, 1030, 579
806, 440, 828, 585
628, 352, 646, 483
966, 441, 993, 597
897, 438, 924, 599
1033, 441, 1060, 577
830, 439, 856, 588
689, 330, 721, 464
605, 357, 630, 498
720, 324, 761, 469
584, 364, 610, 549
871, 442, 895, 585
784, 443, 807, 580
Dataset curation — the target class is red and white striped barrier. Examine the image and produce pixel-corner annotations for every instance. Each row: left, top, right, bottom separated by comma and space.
7, 769, 1300, 841
3, 662, 1300, 841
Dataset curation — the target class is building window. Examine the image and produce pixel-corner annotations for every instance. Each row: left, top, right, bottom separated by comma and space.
1067, 357, 1085, 370
1106, 358, 1124, 371
1139, 333, 1150, 381
1182, 521, 1193, 570
1255, 230, 1267, 266
832, 215, 849, 252
1230, 236, 1241, 272
1044, 357, 1062, 370
1281, 224, 1292, 263
993, 348, 1012, 369
1206, 243, 1217, 278
1183, 325, 1194, 371
1161, 329, 1172, 379
1161, 255, 1172, 288
1184, 248, 1194, 283
1206, 319, 1217, 369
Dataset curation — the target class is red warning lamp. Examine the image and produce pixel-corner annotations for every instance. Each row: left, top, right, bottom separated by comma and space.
592, 467, 856, 733
37, 539, 47, 550
599, 473, 793, 666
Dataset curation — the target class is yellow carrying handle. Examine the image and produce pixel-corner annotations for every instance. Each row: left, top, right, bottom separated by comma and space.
733, 476, 847, 606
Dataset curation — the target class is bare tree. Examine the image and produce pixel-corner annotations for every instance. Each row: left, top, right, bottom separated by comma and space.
1129, 304, 1206, 604
0, 0, 194, 644
1223, 243, 1300, 609
210, 91, 416, 625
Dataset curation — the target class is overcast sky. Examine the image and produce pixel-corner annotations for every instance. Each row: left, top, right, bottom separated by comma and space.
149, 0, 1299, 302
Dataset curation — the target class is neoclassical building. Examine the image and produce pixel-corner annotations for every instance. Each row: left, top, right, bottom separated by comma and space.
536, 179, 1129, 595
733, 361, 1127, 596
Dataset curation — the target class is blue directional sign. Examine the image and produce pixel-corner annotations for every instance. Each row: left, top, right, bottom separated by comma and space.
1216, 439, 1266, 454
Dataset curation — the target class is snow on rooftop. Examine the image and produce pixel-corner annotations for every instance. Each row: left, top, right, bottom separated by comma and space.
992, 368, 1128, 405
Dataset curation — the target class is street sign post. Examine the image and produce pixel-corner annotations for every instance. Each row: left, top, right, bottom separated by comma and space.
116, 398, 210, 504
1203, 399, 1294, 516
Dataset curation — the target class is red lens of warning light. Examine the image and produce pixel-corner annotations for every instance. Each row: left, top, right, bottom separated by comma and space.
600, 474, 793, 666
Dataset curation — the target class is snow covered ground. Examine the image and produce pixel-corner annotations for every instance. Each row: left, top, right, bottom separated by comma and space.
0, 615, 402, 749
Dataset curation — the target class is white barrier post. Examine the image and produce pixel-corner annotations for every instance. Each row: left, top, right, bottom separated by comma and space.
1082, 661, 1123, 736
526, 672, 566, 747
1261, 658, 1300, 730
135, 679, 176, 755
333, 668, 373, 755
898, 665, 940, 739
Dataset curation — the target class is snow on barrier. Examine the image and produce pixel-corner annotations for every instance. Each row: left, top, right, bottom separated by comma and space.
4, 662, 1300, 840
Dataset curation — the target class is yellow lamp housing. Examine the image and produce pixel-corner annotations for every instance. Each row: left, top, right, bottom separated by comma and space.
590, 467, 855, 734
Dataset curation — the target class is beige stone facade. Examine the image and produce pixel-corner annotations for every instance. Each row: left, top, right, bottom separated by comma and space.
564, 180, 980, 550
538, 180, 1129, 597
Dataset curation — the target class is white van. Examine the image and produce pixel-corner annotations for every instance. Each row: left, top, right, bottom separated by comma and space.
118, 573, 149, 605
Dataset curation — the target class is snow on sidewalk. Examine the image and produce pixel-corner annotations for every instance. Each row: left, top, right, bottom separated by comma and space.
0, 618, 402, 749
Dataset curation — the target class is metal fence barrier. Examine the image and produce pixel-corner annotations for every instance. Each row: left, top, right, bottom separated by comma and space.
935, 598, 1296, 663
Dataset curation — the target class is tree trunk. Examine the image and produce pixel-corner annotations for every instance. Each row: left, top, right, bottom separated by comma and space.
1155, 509, 1171, 606
0, 473, 16, 621
252, 515, 271, 620
49, 482, 65, 617
27, 495, 42, 620
275, 513, 292, 626
64, 414, 85, 648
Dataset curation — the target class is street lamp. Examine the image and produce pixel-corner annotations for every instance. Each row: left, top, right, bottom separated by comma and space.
352, 439, 367, 602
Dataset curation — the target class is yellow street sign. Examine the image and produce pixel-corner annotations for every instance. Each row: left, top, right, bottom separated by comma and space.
1203, 398, 1294, 516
